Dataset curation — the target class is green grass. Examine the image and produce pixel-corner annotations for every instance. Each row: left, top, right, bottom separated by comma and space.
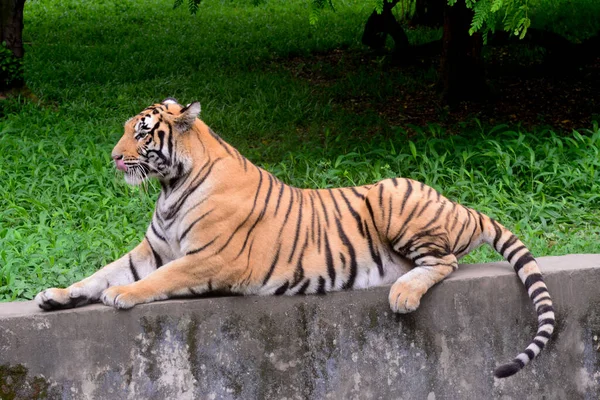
1, 0, 599, 301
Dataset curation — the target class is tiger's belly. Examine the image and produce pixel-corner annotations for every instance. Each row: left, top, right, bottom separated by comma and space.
253, 246, 413, 296
352, 253, 412, 289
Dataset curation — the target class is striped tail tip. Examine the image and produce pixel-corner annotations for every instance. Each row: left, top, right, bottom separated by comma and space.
494, 361, 522, 378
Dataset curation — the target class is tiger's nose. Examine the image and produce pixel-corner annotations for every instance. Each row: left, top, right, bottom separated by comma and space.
112, 154, 128, 172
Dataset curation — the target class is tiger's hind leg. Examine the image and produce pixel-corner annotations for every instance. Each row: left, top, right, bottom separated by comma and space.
388, 253, 457, 313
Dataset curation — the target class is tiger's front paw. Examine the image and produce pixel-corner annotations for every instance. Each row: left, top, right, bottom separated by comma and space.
35, 287, 90, 311
101, 286, 141, 310
388, 281, 426, 314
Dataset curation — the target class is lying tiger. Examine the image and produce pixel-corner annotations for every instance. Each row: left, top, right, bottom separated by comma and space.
36, 99, 554, 378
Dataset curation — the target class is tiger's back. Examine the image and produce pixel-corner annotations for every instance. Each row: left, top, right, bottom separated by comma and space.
36, 99, 554, 378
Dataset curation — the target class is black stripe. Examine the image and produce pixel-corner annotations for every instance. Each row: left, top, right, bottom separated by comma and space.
151, 221, 167, 242
426, 186, 433, 199
291, 232, 309, 288
339, 189, 365, 237
534, 295, 552, 304
530, 286, 549, 300
447, 202, 459, 232
167, 124, 174, 164
392, 178, 398, 187
339, 253, 347, 269
378, 184, 384, 208
145, 148, 168, 163
163, 157, 221, 222
207, 280, 213, 292
236, 173, 275, 259
386, 192, 393, 235
514, 358, 525, 368
349, 186, 365, 200
392, 199, 422, 247
179, 209, 214, 242
324, 234, 336, 288
287, 191, 304, 263
533, 339, 546, 351
400, 180, 413, 214
262, 245, 281, 285
145, 236, 163, 268
491, 220, 503, 250
217, 169, 264, 253
456, 213, 479, 255
524, 273, 544, 290
317, 277, 326, 294
365, 198, 377, 229
422, 201, 446, 230
513, 253, 535, 274
336, 218, 357, 290
536, 304, 554, 315
416, 201, 434, 219
500, 234, 519, 256
296, 280, 311, 295
536, 330, 552, 338
274, 282, 289, 295
274, 180, 286, 216
451, 209, 472, 253
208, 128, 235, 157
278, 186, 295, 235
316, 210, 322, 251
156, 129, 165, 153
524, 349, 535, 360
507, 245, 527, 263
365, 225, 384, 277
538, 318, 555, 327
315, 191, 330, 227
475, 210, 485, 234
328, 189, 342, 216
309, 193, 316, 244
129, 254, 140, 282
186, 236, 218, 255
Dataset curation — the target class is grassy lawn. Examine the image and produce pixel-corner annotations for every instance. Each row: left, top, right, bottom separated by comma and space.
0, 0, 599, 301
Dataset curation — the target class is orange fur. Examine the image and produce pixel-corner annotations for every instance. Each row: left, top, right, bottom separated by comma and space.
36, 99, 554, 378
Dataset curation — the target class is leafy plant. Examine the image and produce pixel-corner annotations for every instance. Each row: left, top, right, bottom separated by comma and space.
0, 42, 24, 90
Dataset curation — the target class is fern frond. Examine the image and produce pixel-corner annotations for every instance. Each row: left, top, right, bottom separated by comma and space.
490, 0, 503, 13
187, 0, 200, 15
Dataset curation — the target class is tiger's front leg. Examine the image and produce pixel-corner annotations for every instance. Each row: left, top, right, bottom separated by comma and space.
35, 239, 159, 310
101, 254, 231, 309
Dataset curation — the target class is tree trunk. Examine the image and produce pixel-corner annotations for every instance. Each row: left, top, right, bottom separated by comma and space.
411, 0, 444, 27
361, 0, 409, 54
1, 0, 26, 90
439, 1, 487, 105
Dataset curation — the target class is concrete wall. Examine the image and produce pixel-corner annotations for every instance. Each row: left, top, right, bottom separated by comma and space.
1, 254, 599, 400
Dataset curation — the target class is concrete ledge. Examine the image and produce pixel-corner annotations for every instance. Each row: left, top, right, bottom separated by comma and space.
1, 254, 599, 399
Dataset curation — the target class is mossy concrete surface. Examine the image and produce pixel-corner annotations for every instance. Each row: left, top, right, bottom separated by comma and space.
0, 254, 599, 399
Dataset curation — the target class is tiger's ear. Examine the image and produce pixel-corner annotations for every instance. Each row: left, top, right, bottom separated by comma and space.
162, 97, 179, 105
174, 101, 201, 132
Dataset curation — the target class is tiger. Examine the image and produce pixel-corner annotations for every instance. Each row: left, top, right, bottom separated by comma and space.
35, 98, 555, 378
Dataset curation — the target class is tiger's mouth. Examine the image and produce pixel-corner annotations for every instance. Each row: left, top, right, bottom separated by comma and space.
115, 158, 128, 172
123, 163, 150, 186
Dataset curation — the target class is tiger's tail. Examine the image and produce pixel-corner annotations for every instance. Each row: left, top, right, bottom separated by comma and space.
483, 217, 555, 378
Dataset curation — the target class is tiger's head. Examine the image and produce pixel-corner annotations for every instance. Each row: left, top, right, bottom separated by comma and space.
112, 98, 201, 185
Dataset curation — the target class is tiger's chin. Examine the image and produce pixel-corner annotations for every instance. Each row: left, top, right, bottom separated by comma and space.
124, 173, 148, 186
